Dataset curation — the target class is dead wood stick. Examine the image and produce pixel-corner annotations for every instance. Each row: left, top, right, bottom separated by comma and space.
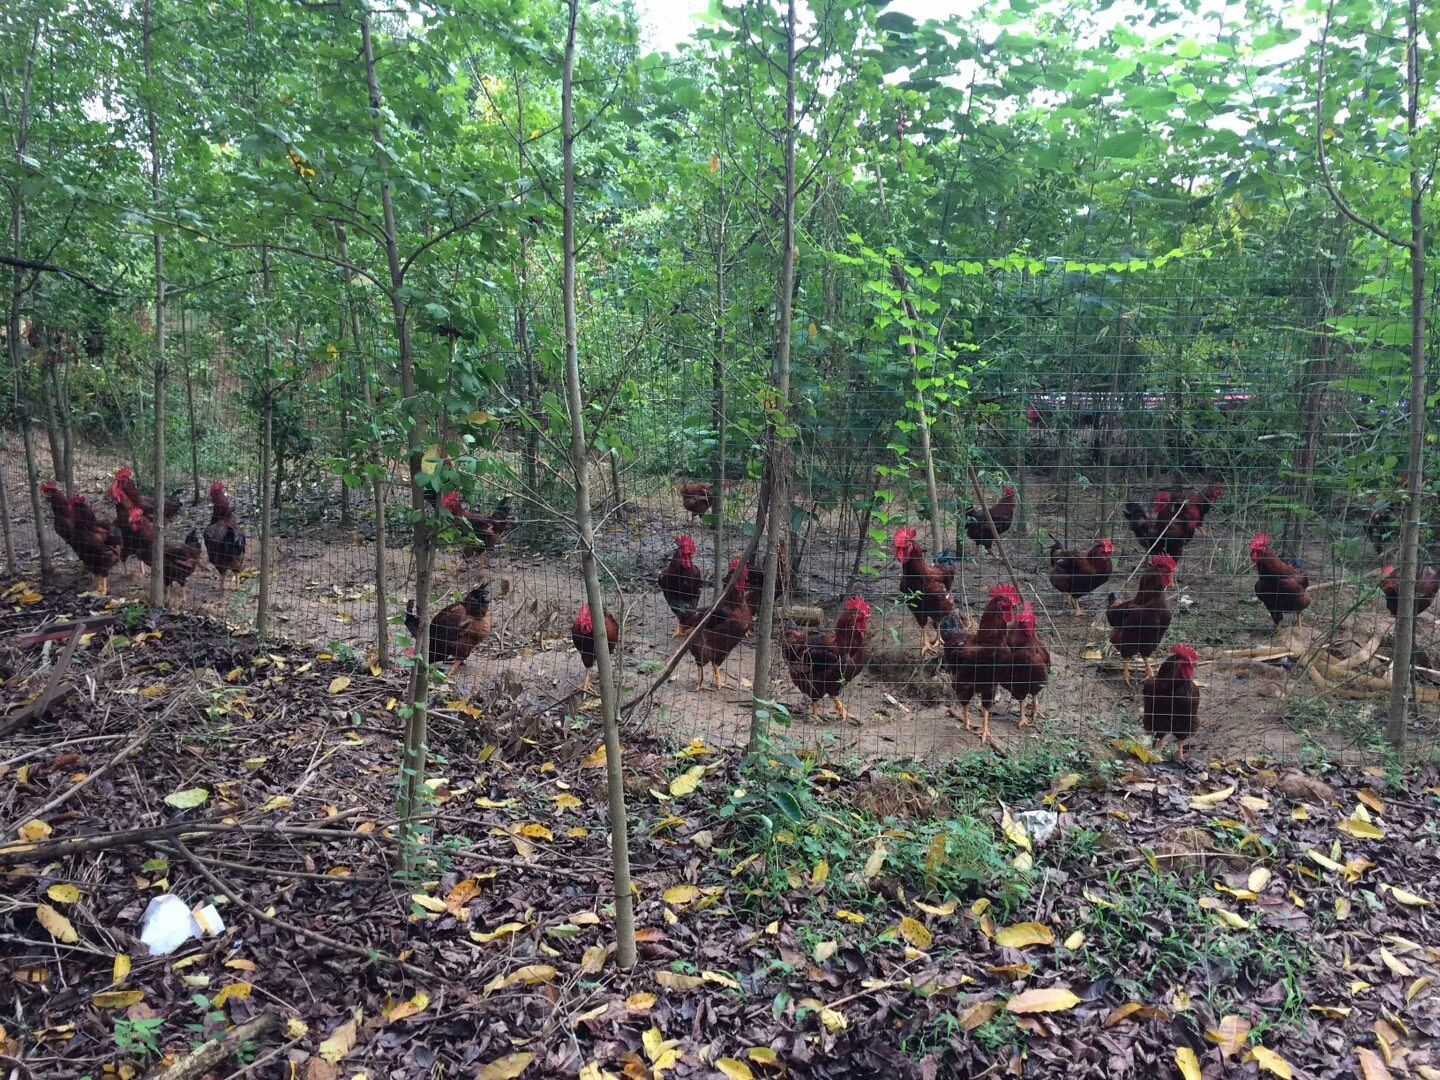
219, 1034, 304, 1080
0, 625, 85, 740
9, 613, 122, 648
1, 728, 150, 841
174, 838, 443, 981
148, 1012, 278, 1080
0, 813, 371, 864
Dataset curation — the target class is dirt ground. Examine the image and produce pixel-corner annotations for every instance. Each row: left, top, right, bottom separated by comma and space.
6, 449, 1439, 763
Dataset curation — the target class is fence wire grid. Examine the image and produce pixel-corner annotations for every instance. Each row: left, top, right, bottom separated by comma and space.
4, 252, 1437, 766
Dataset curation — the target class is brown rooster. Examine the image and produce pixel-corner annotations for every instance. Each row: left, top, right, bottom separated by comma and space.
442, 492, 514, 565
1001, 601, 1050, 728
657, 535, 703, 637
965, 486, 1017, 555
1142, 643, 1200, 760
126, 507, 203, 606
939, 584, 1018, 742
1048, 538, 1113, 616
571, 602, 619, 694
1106, 554, 1177, 685
678, 481, 730, 524
114, 467, 182, 524
687, 564, 752, 690
67, 495, 123, 595
1380, 564, 1438, 621
894, 526, 955, 656
1249, 535, 1310, 629
783, 597, 871, 722
203, 482, 247, 601
406, 583, 494, 681
41, 482, 74, 548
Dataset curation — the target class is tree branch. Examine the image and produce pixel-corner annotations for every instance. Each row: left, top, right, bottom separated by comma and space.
0, 253, 124, 296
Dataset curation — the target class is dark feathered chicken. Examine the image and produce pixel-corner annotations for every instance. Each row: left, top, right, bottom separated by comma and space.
114, 467, 182, 523
894, 527, 955, 656
1048, 538, 1114, 616
67, 495, 123, 595
687, 565, 752, 691
1249, 535, 1310, 629
1106, 554, 1177, 685
1364, 505, 1396, 555
679, 481, 730, 523
965, 486, 1017, 555
203, 482, 247, 601
1143, 644, 1200, 759
442, 492, 514, 565
406, 583, 493, 681
1001, 601, 1050, 728
41, 482, 74, 548
1380, 564, 1438, 621
783, 597, 871, 723
125, 507, 202, 606
939, 584, 1018, 742
657, 535, 703, 637
571, 603, 619, 694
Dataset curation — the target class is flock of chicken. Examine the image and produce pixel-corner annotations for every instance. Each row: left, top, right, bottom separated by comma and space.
41, 469, 247, 605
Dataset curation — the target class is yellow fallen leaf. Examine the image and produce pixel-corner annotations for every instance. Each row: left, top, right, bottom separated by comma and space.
470, 922, 527, 943
819, 1008, 848, 1033
702, 971, 741, 991
642, 1027, 682, 1073
1357, 1047, 1393, 1080
669, 765, 706, 798
1380, 948, 1413, 978
913, 899, 956, 917
113, 954, 131, 984
19, 819, 52, 842
92, 990, 145, 1008
960, 1001, 1000, 1031
1338, 815, 1384, 841
519, 823, 554, 841
655, 971, 704, 992
1205, 1014, 1251, 1057
898, 916, 932, 950
258, 795, 293, 812
994, 923, 1054, 949
36, 904, 78, 944
484, 965, 557, 995
554, 793, 583, 812
1188, 784, 1236, 810
1248, 1046, 1293, 1078
1063, 931, 1085, 950
1000, 807, 1032, 852
1006, 988, 1081, 1014
46, 883, 80, 904
747, 1047, 781, 1067
811, 860, 829, 886
835, 910, 866, 924
1310, 1004, 1351, 1019
285, 1018, 309, 1039
1175, 1047, 1202, 1080
212, 982, 253, 1006
318, 1013, 360, 1063
626, 992, 656, 1011
717, 1059, 754, 1080
1407, 976, 1432, 1002
388, 992, 430, 1022
663, 885, 701, 906
1386, 885, 1434, 907
478, 1052, 534, 1080
1357, 788, 1387, 814
1247, 867, 1272, 892
813, 940, 838, 962
579, 744, 607, 768
411, 894, 448, 914
579, 945, 607, 975
864, 841, 887, 879
163, 787, 210, 809
328, 675, 351, 694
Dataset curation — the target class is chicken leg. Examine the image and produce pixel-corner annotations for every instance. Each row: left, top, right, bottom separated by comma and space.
694, 663, 706, 691
713, 665, 726, 690
1121, 658, 1133, 687
1069, 596, 1084, 618
979, 706, 991, 743
834, 697, 851, 724
960, 702, 972, 732
1143, 656, 1156, 680
94, 576, 108, 597
449, 658, 467, 683
808, 698, 820, 721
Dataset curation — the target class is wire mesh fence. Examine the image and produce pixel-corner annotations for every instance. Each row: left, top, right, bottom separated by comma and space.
4, 252, 1435, 765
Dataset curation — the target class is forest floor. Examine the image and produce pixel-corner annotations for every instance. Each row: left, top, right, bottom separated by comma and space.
6, 448, 1440, 764
3, 594, 1440, 1078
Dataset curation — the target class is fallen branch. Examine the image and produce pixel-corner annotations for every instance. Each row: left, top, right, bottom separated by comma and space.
0, 625, 84, 740
149, 1012, 278, 1080
174, 838, 443, 981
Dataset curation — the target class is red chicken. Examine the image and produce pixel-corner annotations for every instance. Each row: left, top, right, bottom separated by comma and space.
1106, 554, 1178, 685
1048, 538, 1114, 616
939, 584, 1018, 742
965, 486, 1017, 555
686, 565, 752, 691
406, 583, 494, 681
894, 526, 955, 656
203, 482, 247, 601
1380, 565, 1438, 621
126, 507, 203, 605
1249, 535, 1310, 629
1179, 483, 1223, 527
109, 478, 152, 573
442, 492, 514, 564
571, 602, 619, 694
1142, 643, 1200, 759
734, 543, 790, 613
1124, 491, 1175, 548
657, 535, 703, 637
783, 596, 872, 723
114, 467, 181, 523
41, 481, 74, 548
1001, 601, 1050, 728
67, 495, 123, 595
678, 481, 729, 523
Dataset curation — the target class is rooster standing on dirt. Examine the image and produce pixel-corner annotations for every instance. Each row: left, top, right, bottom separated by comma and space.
1249, 535, 1311, 629
678, 481, 729, 524
442, 492, 514, 566
113, 467, 182, 524
67, 494, 123, 595
41, 481, 74, 549
572, 602, 619, 695
126, 507, 203, 607
686, 564, 752, 691
939, 583, 1018, 743
407, 583, 494, 682
965, 486, 1017, 556
1001, 601, 1050, 728
894, 526, 955, 657
1142, 643, 1200, 760
783, 597, 872, 723
657, 535, 703, 637
1106, 554, 1177, 685
203, 482, 247, 602
1048, 538, 1114, 617
1380, 565, 1438, 621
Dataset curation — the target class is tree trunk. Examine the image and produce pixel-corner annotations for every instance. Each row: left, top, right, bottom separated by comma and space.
258, 387, 274, 635
1386, 0, 1428, 749
334, 224, 389, 667
0, 448, 15, 572
712, 179, 728, 595
42, 341, 64, 484
144, 0, 166, 611
560, 0, 636, 970
181, 302, 202, 504
749, 0, 798, 750
359, 4, 432, 839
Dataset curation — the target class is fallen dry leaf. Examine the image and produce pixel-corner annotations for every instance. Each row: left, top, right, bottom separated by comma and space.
477, 1052, 534, 1080
1175, 1047, 1202, 1080
994, 922, 1054, 949
35, 904, 78, 945
1205, 1014, 1251, 1057
1006, 988, 1080, 1014
1248, 1046, 1293, 1078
